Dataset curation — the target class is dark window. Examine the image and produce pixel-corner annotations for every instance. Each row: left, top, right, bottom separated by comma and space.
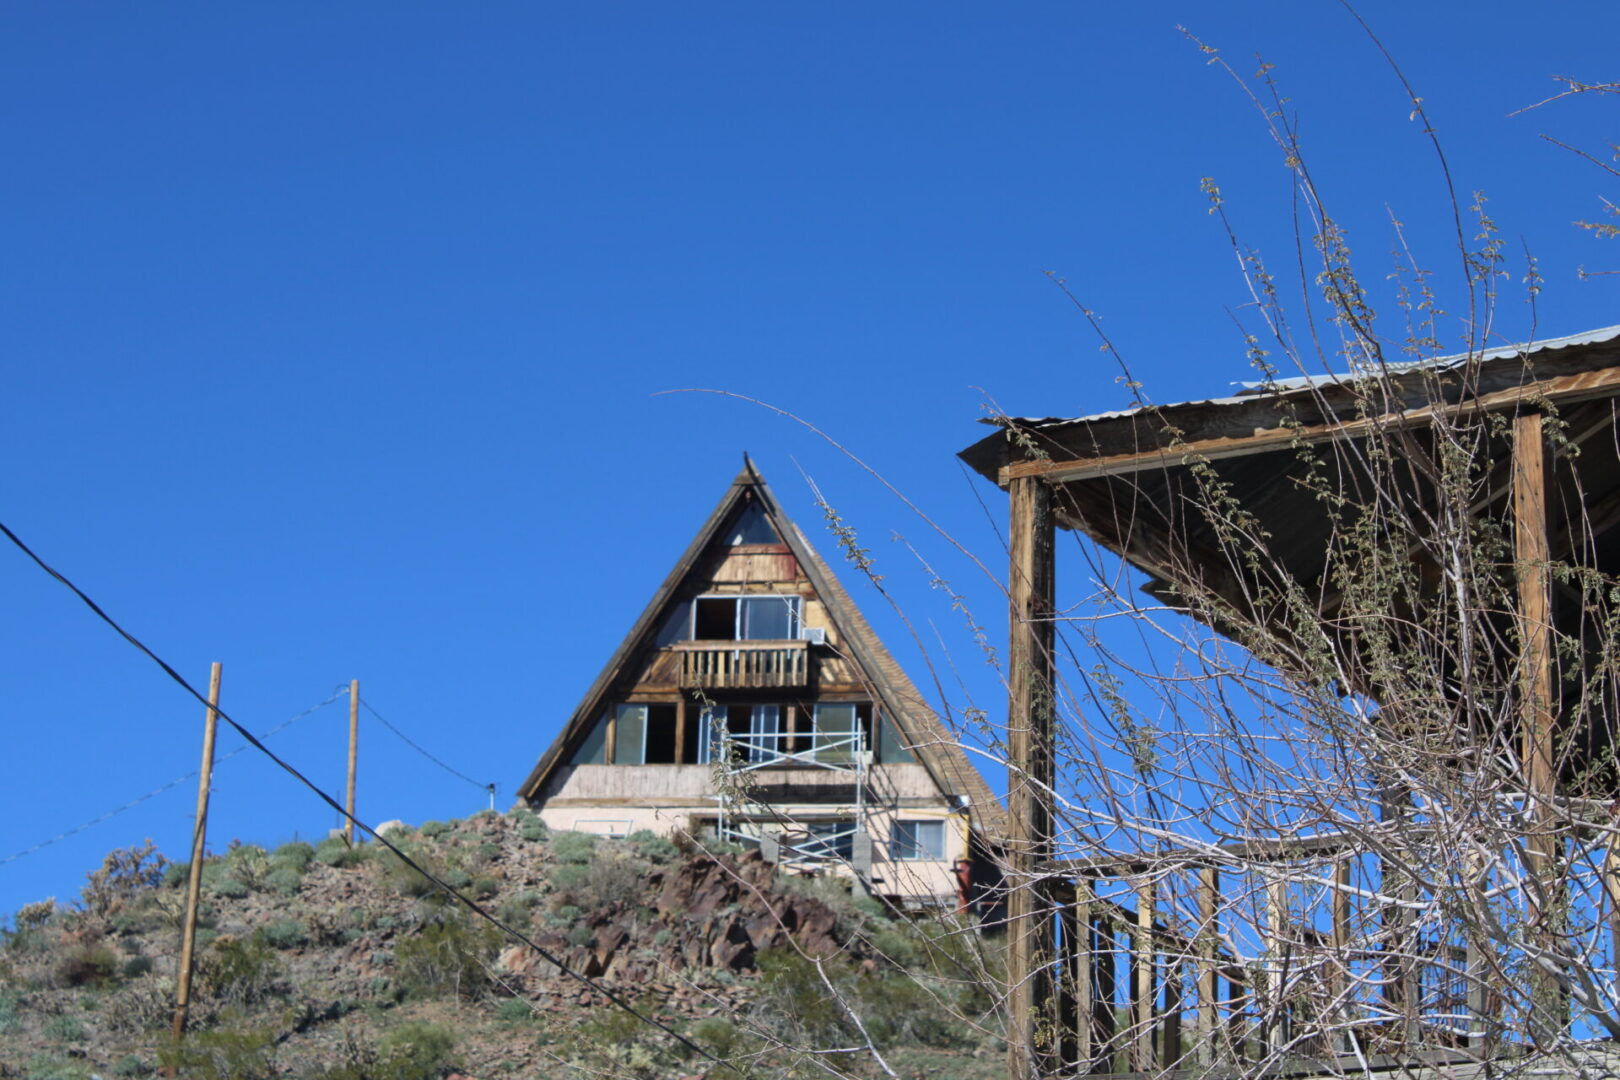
643, 704, 678, 764
728, 502, 780, 545
694, 597, 738, 640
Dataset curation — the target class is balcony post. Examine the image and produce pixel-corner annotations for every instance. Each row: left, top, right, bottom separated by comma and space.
1007, 475, 1057, 1079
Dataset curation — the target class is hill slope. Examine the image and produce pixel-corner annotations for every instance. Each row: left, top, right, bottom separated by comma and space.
0, 810, 1002, 1079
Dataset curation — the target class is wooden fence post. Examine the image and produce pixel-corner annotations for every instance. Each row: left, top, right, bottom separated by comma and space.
169, 662, 222, 1060
345, 679, 359, 845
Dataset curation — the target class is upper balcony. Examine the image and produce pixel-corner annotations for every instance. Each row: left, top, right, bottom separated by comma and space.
672, 639, 809, 690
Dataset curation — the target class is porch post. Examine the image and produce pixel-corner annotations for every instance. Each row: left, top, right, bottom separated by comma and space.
1513, 410, 1563, 1041
1007, 475, 1057, 1078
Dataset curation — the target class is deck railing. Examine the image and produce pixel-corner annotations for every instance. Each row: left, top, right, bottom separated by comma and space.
673, 639, 809, 689
1024, 825, 1611, 1077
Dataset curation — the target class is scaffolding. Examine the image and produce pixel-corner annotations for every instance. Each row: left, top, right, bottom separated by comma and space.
711, 718, 874, 884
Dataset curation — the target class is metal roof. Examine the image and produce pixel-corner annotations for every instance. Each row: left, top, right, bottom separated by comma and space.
988, 324, 1620, 431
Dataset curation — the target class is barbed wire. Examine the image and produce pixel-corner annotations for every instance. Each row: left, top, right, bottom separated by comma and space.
0, 686, 350, 867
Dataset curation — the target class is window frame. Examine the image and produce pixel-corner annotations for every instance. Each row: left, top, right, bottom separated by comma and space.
676, 594, 803, 643
890, 819, 946, 861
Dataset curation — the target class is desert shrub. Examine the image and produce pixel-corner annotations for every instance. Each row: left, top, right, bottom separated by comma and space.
756, 948, 855, 1049
199, 935, 282, 1008
111, 1055, 150, 1078
476, 841, 500, 862
316, 836, 371, 869
21, 1051, 94, 1080
208, 876, 249, 900
513, 807, 548, 842
418, 820, 449, 839
104, 975, 175, 1036
550, 831, 596, 864
257, 919, 307, 950
161, 862, 190, 889
566, 924, 593, 947
122, 955, 153, 979
42, 1013, 87, 1042
54, 941, 119, 987
270, 841, 315, 872
442, 868, 473, 890
81, 842, 166, 917
495, 892, 538, 927
495, 997, 532, 1022
378, 845, 445, 900
223, 845, 271, 891
549, 852, 647, 912
311, 1020, 456, 1080
690, 1016, 744, 1060
264, 867, 303, 896
157, 1027, 277, 1080
469, 875, 499, 900
13, 898, 59, 932
394, 915, 499, 1001
628, 830, 679, 864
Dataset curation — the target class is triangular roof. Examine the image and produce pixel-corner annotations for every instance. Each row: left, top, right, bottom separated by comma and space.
516, 458, 1005, 838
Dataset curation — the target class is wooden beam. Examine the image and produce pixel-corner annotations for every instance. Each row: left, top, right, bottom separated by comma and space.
1196, 865, 1220, 1068
1514, 410, 1564, 1041
674, 696, 687, 765
1006, 475, 1057, 1079
1132, 878, 1157, 1073
1001, 365, 1620, 488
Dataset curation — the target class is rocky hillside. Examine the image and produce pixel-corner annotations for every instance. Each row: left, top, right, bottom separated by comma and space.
0, 810, 1002, 1079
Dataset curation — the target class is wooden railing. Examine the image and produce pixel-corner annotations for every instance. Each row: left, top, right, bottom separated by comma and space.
673, 639, 809, 689
1024, 829, 1549, 1077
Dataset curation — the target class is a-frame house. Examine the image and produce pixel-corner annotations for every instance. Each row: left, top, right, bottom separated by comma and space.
517, 460, 1003, 906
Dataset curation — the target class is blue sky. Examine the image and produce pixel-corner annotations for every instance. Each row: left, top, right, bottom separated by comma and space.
2, 2, 1616, 918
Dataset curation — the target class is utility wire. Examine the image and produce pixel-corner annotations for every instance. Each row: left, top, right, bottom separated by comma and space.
359, 697, 495, 799
0, 687, 349, 868
0, 520, 722, 1070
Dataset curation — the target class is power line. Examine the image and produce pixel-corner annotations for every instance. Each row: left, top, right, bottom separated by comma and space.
0, 687, 349, 868
0, 519, 722, 1070
359, 697, 495, 799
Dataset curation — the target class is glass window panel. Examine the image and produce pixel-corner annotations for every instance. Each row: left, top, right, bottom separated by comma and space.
613, 704, 646, 765
740, 596, 798, 640
728, 502, 779, 545
794, 820, 854, 861
655, 601, 691, 647
878, 715, 915, 764
571, 710, 609, 765
696, 705, 728, 765
890, 820, 945, 861
746, 705, 781, 763
814, 703, 858, 765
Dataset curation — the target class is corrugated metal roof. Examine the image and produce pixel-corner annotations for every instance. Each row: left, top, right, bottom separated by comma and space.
991, 324, 1620, 431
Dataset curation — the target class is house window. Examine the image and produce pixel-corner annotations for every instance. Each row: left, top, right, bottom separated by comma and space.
727, 501, 780, 545
574, 703, 679, 765
890, 820, 945, 861
688, 595, 801, 642
813, 702, 874, 765
695, 703, 783, 764
790, 819, 856, 861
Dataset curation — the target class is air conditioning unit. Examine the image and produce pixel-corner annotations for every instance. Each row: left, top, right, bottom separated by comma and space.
801, 626, 828, 646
